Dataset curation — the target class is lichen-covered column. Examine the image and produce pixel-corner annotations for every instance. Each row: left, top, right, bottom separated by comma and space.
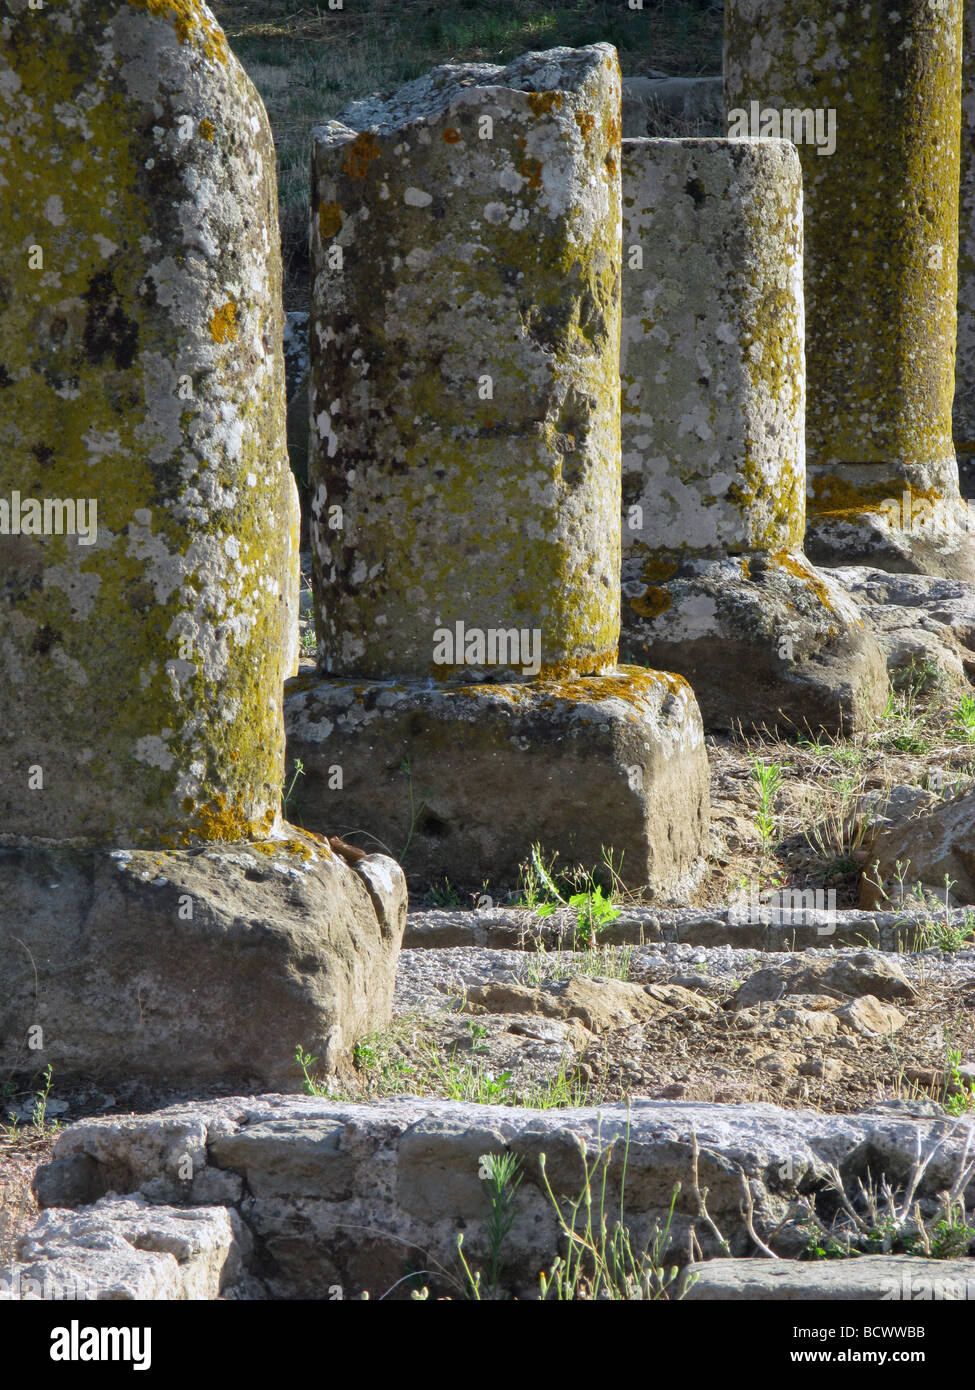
289, 48, 711, 896
0, 0, 301, 846
308, 48, 621, 682
621, 138, 887, 733
726, 0, 973, 579
956, 1, 975, 461
0, 2, 410, 1094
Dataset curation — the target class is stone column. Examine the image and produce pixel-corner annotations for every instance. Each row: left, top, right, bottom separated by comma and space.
956, 1, 975, 464
726, 0, 973, 579
290, 47, 711, 895
0, 0, 299, 846
620, 138, 887, 733
0, 0, 405, 1089
308, 51, 621, 683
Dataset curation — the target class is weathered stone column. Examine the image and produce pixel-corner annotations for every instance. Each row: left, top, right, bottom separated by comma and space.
309, 52, 621, 682
620, 138, 887, 733
0, 0, 299, 846
956, 1, 975, 462
726, 0, 973, 579
290, 47, 711, 895
0, 0, 405, 1089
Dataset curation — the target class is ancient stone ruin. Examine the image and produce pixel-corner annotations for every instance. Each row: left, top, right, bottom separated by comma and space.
727, 0, 974, 580
286, 46, 710, 893
6, 0, 975, 1317
0, 0, 405, 1090
619, 136, 887, 733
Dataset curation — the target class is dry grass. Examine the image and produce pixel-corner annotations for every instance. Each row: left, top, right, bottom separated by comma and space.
700, 668, 975, 914
0, 1130, 54, 1269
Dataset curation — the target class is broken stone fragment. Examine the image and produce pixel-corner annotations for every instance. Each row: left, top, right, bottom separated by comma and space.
859, 787, 975, 908
466, 974, 714, 1034
729, 953, 915, 1009
7, 1195, 247, 1301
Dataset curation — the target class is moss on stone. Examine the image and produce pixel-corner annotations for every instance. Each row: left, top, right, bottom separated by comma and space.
727, 0, 961, 485
0, 0, 297, 846
310, 47, 622, 682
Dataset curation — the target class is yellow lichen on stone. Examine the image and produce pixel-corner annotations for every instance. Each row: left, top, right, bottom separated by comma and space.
132, 0, 229, 64
209, 300, 238, 343
341, 132, 382, 180
575, 111, 596, 138
769, 551, 834, 612
527, 92, 563, 116
318, 202, 343, 238
309, 46, 623, 684
629, 587, 672, 619
0, 0, 298, 847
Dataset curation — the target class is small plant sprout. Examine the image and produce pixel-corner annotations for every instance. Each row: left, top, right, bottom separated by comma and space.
525, 844, 621, 948
457, 1153, 524, 1300
750, 756, 783, 850
949, 693, 975, 744
282, 757, 304, 818
398, 757, 428, 860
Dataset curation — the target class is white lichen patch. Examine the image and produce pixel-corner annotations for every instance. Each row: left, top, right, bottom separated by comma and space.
0, 0, 298, 846
309, 44, 623, 683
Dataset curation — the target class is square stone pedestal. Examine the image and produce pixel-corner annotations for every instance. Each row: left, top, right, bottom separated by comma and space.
284, 667, 710, 897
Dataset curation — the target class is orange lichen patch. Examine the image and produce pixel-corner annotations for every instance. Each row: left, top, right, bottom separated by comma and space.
453, 665, 692, 711
605, 153, 618, 177
297, 825, 335, 855
433, 647, 618, 687
442, 128, 463, 144
341, 132, 382, 180
527, 91, 562, 116
535, 647, 620, 681
629, 586, 671, 619
518, 156, 544, 191
604, 114, 621, 146
209, 300, 237, 344
178, 795, 275, 843
808, 473, 943, 520
539, 667, 693, 708
134, 1, 229, 64
252, 837, 314, 862
770, 550, 835, 611
575, 111, 596, 138
198, 118, 215, 141
640, 556, 679, 584
318, 201, 343, 238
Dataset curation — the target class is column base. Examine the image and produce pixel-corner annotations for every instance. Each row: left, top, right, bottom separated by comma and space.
805, 462, 975, 580
620, 551, 889, 736
0, 832, 405, 1088
284, 669, 711, 899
